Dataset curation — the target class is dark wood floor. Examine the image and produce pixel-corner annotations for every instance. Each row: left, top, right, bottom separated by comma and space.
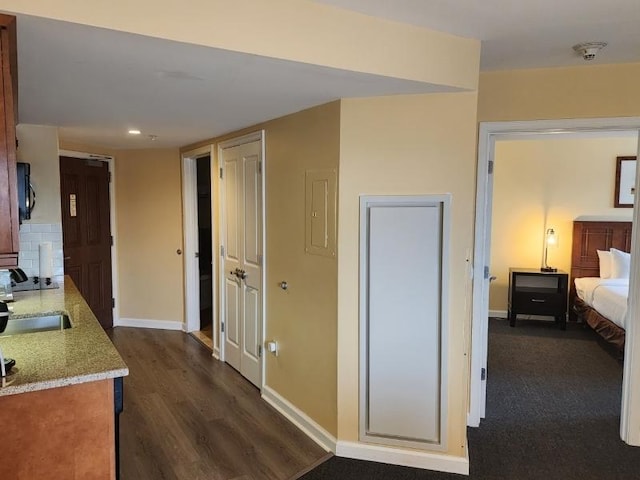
109, 328, 329, 480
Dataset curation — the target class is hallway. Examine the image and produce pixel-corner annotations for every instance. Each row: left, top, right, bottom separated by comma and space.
109, 328, 328, 480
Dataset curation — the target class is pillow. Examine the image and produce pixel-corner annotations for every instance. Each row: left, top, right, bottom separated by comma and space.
610, 248, 631, 279
597, 250, 612, 279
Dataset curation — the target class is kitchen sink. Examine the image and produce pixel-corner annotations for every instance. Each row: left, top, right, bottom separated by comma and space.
0, 314, 71, 336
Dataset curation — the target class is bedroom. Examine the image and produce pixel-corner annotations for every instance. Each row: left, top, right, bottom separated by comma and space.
482, 131, 638, 449
489, 132, 638, 326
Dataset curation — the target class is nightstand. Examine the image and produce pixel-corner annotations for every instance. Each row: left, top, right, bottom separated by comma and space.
508, 268, 569, 330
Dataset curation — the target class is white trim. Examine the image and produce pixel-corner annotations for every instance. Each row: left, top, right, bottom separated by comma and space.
217, 144, 226, 363
621, 132, 640, 446
181, 153, 198, 333
335, 441, 469, 476
260, 134, 267, 391
59, 149, 113, 161
217, 131, 263, 149
217, 130, 266, 390
261, 385, 336, 453
58, 149, 119, 326
469, 117, 640, 444
114, 318, 185, 331
489, 310, 508, 318
181, 145, 214, 335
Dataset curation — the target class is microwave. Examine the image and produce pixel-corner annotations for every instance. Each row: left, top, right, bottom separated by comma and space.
16, 162, 35, 222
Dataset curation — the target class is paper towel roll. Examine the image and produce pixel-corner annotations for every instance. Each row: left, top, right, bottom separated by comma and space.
39, 242, 53, 279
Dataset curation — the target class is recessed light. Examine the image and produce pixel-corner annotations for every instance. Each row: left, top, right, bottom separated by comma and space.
128, 129, 141, 135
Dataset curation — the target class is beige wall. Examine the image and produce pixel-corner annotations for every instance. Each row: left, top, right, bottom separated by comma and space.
188, 102, 341, 436
490, 136, 637, 311
115, 148, 184, 323
16, 124, 60, 223
4, 0, 479, 90
261, 102, 340, 435
58, 141, 184, 324
478, 62, 640, 122
338, 92, 479, 455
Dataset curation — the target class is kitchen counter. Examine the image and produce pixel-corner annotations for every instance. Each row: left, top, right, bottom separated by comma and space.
0, 276, 128, 396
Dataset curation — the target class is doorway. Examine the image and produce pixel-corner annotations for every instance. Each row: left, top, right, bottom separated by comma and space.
219, 133, 264, 388
59, 153, 115, 328
182, 147, 217, 352
468, 117, 640, 447
182, 132, 265, 388
196, 155, 214, 346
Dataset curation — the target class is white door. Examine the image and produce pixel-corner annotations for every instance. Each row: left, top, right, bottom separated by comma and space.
469, 136, 496, 426
221, 139, 263, 387
360, 196, 450, 450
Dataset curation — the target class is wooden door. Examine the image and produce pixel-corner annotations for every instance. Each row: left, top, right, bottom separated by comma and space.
60, 156, 113, 328
222, 140, 262, 387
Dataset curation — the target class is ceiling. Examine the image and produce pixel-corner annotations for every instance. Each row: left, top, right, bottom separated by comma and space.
16, 2, 640, 149
18, 15, 453, 149
313, 0, 640, 71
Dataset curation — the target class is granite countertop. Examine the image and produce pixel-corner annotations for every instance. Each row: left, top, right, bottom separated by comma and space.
0, 276, 128, 396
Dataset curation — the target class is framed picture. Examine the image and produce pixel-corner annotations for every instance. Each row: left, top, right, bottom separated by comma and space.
615, 156, 637, 208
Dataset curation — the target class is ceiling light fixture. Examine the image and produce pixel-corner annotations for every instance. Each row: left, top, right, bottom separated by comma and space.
128, 129, 141, 135
572, 42, 607, 61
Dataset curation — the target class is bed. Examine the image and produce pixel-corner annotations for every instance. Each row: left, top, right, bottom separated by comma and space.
570, 220, 632, 353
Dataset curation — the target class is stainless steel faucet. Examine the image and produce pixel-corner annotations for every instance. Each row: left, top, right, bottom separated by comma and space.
9, 268, 28, 284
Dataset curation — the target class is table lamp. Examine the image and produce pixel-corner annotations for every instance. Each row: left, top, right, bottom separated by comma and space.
541, 228, 558, 272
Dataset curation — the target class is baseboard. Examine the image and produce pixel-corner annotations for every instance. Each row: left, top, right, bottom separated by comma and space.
261, 386, 337, 453
335, 441, 469, 476
114, 318, 185, 331
489, 310, 507, 318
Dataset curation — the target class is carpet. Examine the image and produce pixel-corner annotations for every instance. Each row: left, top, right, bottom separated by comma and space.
301, 318, 640, 479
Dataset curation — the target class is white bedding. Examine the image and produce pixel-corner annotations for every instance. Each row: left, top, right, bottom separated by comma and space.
574, 277, 629, 328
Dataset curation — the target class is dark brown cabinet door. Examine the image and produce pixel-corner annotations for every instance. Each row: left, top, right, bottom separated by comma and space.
0, 15, 19, 268
60, 156, 113, 328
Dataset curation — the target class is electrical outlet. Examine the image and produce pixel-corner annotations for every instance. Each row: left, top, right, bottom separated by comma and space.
266, 340, 278, 356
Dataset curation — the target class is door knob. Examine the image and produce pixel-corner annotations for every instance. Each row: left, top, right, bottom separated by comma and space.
489, 275, 497, 282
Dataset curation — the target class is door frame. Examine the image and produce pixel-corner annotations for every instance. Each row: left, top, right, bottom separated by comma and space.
58, 149, 118, 325
217, 130, 266, 389
469, 117, 640, 446
181, 145, 217, 348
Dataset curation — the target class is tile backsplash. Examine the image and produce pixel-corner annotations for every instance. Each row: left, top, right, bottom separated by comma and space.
18, 223, 64, 279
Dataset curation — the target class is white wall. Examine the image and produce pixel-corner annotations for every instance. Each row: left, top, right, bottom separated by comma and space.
15, 125, 63, 278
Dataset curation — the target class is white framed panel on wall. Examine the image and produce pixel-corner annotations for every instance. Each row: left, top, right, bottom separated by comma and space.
359, 194, 450, 452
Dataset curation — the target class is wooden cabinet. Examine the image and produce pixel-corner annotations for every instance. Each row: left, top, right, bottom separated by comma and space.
0, 380, 117, 480
0, 14, 18, 268
508, 268, 569, 330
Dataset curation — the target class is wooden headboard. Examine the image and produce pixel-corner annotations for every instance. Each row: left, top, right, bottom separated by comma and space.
570, 220, 632, 318
571, 220, 632, 278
